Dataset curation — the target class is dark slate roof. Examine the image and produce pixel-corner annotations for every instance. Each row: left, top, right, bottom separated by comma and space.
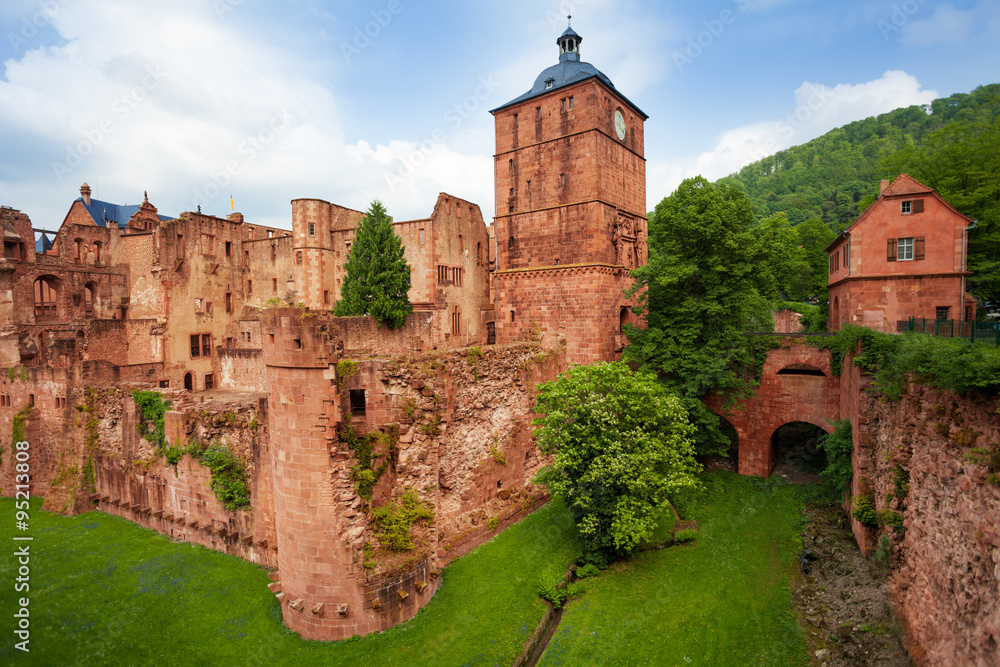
491, 59, 648, 118
75, 197, 171, 229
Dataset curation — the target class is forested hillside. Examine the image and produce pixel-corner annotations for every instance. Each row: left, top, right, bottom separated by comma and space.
717, 83, 1000, 306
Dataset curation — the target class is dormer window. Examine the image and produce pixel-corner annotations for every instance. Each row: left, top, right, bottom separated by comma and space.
545, 78, 555, 90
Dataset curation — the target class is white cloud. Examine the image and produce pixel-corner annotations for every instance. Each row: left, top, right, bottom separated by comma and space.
900, 2, 976, 46
0, 0, 496, 229
650, 70, 938, 199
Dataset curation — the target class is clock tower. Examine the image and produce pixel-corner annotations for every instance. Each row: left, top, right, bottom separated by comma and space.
490, 20, 648, 363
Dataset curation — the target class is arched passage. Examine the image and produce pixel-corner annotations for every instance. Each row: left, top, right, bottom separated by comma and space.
770, 421, 832, 482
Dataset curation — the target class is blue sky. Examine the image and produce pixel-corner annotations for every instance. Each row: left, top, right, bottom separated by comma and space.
0, 0, 998, 230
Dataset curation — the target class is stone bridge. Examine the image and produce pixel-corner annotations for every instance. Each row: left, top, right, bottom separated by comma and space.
705, 336, 841, 477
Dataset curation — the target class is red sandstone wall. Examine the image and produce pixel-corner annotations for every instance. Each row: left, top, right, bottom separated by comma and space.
705, 338, 840, 477
843, 372, 1000, 666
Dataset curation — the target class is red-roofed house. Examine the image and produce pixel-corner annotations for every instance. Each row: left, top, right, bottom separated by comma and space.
827, 174, 977, 332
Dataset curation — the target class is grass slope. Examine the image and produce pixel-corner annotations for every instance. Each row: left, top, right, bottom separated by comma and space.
538, 472, 811, 666
0, 496, 578, 666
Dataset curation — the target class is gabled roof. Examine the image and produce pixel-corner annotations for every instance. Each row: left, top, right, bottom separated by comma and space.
825, 173, 973, 252
881, 173, 933, 197
75, 197, 172, 230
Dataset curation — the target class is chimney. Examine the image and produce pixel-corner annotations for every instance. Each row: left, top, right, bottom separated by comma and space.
80, 182, 92, 205
879, 179, 890, 197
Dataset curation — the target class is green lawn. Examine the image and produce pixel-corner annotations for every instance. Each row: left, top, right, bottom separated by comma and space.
538, 473, 812, 666
0, 495, 578, 666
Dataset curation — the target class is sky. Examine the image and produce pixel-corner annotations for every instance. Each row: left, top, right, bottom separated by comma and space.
0, 0, 998, 231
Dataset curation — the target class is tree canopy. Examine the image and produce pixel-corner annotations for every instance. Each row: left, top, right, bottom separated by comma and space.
334, 200, 413, 328
625, 177, 776, 455
533, 362, 701, 565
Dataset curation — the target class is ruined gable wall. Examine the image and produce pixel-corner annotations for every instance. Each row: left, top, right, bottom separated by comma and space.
844, 360, 1000, 666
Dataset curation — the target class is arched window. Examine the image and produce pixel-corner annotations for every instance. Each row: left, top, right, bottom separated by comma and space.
33, 277, 58, 318
620, 307, 629, 333
84, 283, 96, 317
508, 236, 515, 251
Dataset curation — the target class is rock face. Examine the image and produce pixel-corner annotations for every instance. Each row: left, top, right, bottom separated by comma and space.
847, 363, 1000, 667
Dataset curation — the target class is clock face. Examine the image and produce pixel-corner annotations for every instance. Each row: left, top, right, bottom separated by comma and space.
614, 109, 626, 141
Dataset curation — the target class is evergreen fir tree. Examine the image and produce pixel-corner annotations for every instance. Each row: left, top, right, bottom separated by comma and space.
334, 200, 413, 328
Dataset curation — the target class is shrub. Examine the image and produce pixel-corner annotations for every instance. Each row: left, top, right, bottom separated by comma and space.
674, 529, 698, 543
198, 443, 251, 511
892, 465, 910, 501
487, 516, 499, 532
164, 446, 184, 467
575, 563, 600, 579
878, 510, 905, 532
133, 391, 171, 453
851, 495, 878, 527
818, 419, 853, 497
370, 489, 434, 552
872, 534, 893, 568
535, 567, 583, 609
339, 425, 390, 500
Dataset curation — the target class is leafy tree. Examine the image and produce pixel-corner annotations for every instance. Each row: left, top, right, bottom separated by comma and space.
626, 177, 776, 455
533, 362, 701, 565
334, 200, 413, 328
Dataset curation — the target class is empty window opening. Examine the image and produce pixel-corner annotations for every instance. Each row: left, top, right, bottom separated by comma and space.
776, 365, 826, 377
225, 292, 233, 313
508, 236, 515, 251
271, 244, 277, 262
324, 290, 331, 305
93, 241, 102, 265
294, 339, 302, 349
204, 374, 214, 390
936, 306, 950, 321
225, 241, 232, 257
620, 307, 629, 333
84, 285, 95, 317
226, 337, 234, 349
510, 310, 516, 322
272, 278, 278, 293
33, 277, 57, 316
349, 389, 366, 416
509, 159, 514, 170
513, 113, 518, 127
159, 380, 169, 388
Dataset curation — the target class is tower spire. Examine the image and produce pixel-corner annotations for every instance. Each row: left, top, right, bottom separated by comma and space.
557, 17, 581, 62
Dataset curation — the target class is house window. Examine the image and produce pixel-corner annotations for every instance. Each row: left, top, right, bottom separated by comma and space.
569, 96, 574, 109
159, 380, 169, 388
936, 307, 950, 321
324, 290, 330, 305
244, 250, 249, 265
451, 306, 461, 335
309, 223, 315, 236
226, 337, 234, 349
225, 241, 232, 257
508, 236, 515, 251
225, 292, 233, 313
349, 389, 366, 416
272, 278, 277, 293
454, 268, 463, 287
190, 334, 201, 358
513, 114, 518, 127
477, 242, 482, 260
247, 280, 253, 295
438, 265, 448, 285
527, 180, 531, 193
205, 302, 213, 315
897, 237, 914, 261
271, 244, 276, 262
204, 374, 214, 390
536, 106, 541, 118
195, 298, 203, 312
509, 159, 514, 171
268, 230, 274, 238
93, 242, 102, 265
843, 244, 849, 269
202, 334, 212, 356
296, 251, 303, 265
419, 229, 425, 245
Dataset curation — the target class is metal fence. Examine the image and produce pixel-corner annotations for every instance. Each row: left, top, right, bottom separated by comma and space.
897, 317, 1000, 347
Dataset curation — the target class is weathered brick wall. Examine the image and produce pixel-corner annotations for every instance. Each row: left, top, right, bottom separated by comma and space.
842, 370, 1000, 666
258, 308, 566, 641
217, 348, 267, 392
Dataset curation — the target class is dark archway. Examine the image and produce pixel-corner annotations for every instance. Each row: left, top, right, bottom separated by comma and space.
183, 372, 193, 392
770, 421, 828, 482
